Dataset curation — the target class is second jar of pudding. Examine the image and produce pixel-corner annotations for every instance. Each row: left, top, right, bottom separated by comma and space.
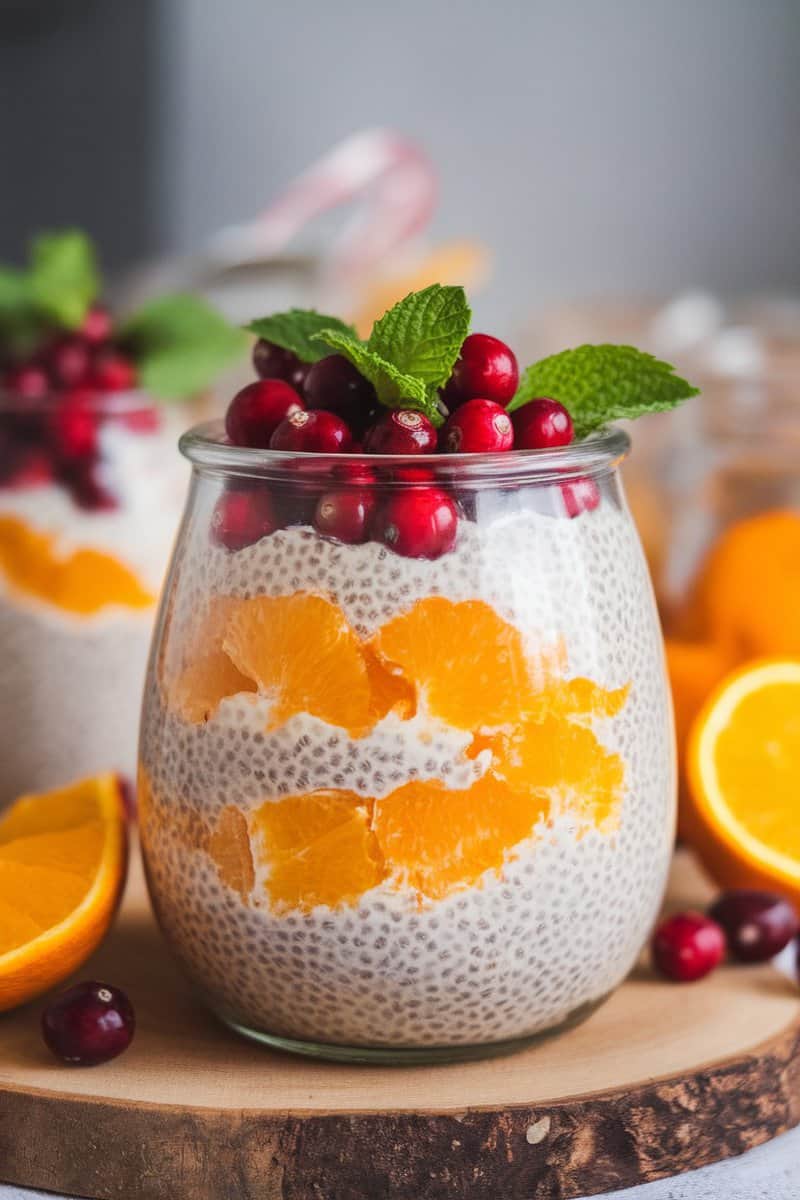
0, 389, 187, 804
139, 424, 675, 1062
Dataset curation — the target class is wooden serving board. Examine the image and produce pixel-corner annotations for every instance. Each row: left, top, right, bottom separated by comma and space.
0, 848, 798, 1200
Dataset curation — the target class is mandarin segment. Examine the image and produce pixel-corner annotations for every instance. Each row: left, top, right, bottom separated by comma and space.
370, 597, 535, 729
224, 593, 379, 735
162, 596, 257, 723
490, 715, 625, 831
372, 774, 548, 901
0, 515, 154, 615
207, 807, 255, 902
252, 791, 383, 912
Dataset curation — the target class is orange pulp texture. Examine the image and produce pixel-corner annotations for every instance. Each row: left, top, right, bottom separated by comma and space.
687, 659, 800, 906
0, 775, 127, 1011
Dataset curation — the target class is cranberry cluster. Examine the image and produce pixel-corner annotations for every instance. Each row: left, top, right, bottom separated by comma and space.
0, 307, 147, 510
217, 332, 599, 558
651, 888, 799, 982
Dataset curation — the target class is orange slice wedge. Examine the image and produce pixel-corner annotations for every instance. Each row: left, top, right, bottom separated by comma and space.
0, 775, 127, 1011
687, 659, 800, 903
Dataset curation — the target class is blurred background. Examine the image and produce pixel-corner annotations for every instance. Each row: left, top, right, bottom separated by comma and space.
2, 0, 799, 332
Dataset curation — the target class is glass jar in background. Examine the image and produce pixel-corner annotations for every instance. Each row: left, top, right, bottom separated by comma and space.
0, 388, 188, 804
139, 424, 675, 1063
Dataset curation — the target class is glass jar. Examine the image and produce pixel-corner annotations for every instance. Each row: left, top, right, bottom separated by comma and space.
139, 423, 675, 1063
0, 389, 187, 805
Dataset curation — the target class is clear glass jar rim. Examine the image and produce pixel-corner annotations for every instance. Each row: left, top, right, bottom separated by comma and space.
180, 420, 630, 484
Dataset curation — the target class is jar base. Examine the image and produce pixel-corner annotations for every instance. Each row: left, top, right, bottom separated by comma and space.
214, 992, 610, 1065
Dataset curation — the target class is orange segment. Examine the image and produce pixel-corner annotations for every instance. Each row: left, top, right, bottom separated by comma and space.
162, 597, 257, 723
489, 715, 625, 831
372, 774, 548, 900
224, 593, 395, 735
0, 515, 154, 615
250, 791, 383, 911
207, 807, 255, 901
688, 658, 800, 904
690, 510, 800, 656
0, 775, 127, 1011
370, 598, 535, 729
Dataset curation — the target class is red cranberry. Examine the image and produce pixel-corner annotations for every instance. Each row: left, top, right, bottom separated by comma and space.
226, 380, 304, 448
392, 465, 435, 482
370, 488, 458, 559
50, 390, 98, 461
314, 489, 376, 544
42, 981, 135, 1065
708, 890, 799, 963
441, 398, 514, 453
117, 405, 161, 434
3, 363, 50, 400
332, 459, 376, 485
443, 333, 519, 409
363, 409, 437, 454
270, 408, 352, 453
304, 355, 377, 431
91, 350, 137, 393
46, 335, 91, 388
0, 445, 53, 489
81, 306, 114, 346
512, 397, 573, 449
561, 476, 601, 518
211, 486, 280, 550
651, 911, 726, 982
252, 339, 310, 393
66, 462, 118, 511
117, 774, 137, 821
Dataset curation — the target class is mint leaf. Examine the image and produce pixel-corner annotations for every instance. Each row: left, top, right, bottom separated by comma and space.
122, 295, 248, 400
368, 284, 471, 389
313, 328, 434, 419
28, 230, 99, 328
0, 267, 30, 318
508, 344, 699, 437
246, 309, 357, 363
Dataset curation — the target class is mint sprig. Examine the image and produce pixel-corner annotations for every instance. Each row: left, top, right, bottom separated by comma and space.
122, 295, 248, 401
369, 284, 470, 390
312, 327, 429, 413
312, 284, 470, 425
508, 344, 699, 437
0, 230, 100, 346
246, 309, 357, 364
28, 231, 100, 329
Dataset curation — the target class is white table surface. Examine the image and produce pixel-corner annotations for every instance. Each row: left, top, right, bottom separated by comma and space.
3, 1122, 799, 1200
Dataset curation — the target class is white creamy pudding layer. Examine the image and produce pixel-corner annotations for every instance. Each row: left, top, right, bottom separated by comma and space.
141, 498, 676, 1048
0, 419, 187, 803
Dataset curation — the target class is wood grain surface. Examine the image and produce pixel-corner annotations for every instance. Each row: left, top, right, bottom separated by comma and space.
0, 849, 798, 1200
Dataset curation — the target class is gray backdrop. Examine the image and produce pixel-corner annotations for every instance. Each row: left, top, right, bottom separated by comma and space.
2, 0, 799, 328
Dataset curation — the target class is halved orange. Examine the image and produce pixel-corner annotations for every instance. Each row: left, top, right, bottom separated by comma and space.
687, 659, 800, 904
0, 775, 127, 1011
